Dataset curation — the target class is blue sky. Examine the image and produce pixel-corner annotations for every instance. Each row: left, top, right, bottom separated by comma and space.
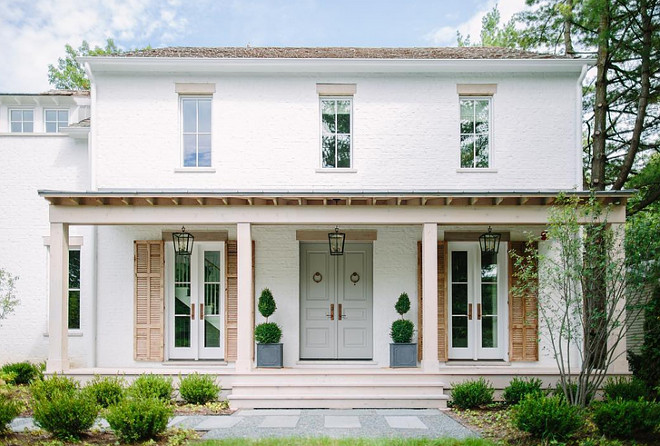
0, 0, 527, 92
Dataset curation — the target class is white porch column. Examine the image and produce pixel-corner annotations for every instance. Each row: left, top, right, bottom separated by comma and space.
236, 222, 253, 372
47, 223, 70, 372
421, 223, 440, 372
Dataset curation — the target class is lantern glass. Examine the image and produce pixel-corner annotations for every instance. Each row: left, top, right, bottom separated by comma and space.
328, 227, 346, 256
479, 226, 501, 255
172, 227, 194, 256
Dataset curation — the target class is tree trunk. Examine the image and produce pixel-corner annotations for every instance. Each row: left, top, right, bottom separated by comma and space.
564, 0, 575, 55
590, 0, 610, 191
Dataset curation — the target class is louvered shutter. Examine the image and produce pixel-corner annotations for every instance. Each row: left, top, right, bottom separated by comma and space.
225, 240, 255, 362
508, 241, 539, 361
417, 241, 448, 361
134, 241, 164, 361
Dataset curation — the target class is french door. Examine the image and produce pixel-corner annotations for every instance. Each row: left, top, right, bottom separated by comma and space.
299, 243, 373, 360
448, 242, 507, 360
167, 241, 224, 360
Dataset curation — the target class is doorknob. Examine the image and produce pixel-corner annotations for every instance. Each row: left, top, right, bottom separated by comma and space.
477, 303, 482, 320
468, 303, 472, 320
200, 303, 204, 320
326, 304, 335, 320
338, 304, 346, 320
191, 303, 195, 320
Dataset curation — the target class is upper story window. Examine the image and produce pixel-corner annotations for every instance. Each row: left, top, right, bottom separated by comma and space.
320, 98, 352, 168
181, 97, 212, 167
459, 97, 491, 168
10, 109, 34, 133
45, 109, 69, 133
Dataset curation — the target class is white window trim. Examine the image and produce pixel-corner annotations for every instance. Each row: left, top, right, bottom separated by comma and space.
458, 96, 493, 170
44, 108, 70, 133
9, 108, 35, 133
179, 95, 213, 168
319, 96, 354, 170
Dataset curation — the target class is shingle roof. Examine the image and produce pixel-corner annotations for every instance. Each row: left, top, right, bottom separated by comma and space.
0, 90, 90, 96
119, 46, 571, 60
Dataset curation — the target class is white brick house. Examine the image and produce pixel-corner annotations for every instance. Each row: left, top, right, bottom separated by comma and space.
0, 47, 630, 408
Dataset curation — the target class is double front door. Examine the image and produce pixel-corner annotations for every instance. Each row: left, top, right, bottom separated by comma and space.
300, 243, 373, 359
168, 242, 224, 360
448, 242, 507, 360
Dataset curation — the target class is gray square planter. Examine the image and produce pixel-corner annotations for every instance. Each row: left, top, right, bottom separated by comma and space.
390, 343, 418, 368
256, 343, 283, 368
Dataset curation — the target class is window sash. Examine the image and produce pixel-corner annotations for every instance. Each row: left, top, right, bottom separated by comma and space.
10, 109, 34, 133
181, 97, 212, 167
459, 97, 491, 168
45, 109, 69, 133
320, 97, 352, 169
68, 249, 81, 330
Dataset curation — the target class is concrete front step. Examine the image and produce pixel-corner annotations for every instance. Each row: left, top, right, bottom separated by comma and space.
230, 383, 445, 397
228, 394, 449, 409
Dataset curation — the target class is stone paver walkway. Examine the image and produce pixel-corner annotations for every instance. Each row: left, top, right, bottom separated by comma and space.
11, 408, 477, 440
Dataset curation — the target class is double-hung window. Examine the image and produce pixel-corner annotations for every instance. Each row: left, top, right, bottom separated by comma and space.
10, 109, 34, 133
320, 98, 352, 168
68, 249, 81, 330
459, 97, 491, 168
181, 97, 212, 167
45, 110, 69, 133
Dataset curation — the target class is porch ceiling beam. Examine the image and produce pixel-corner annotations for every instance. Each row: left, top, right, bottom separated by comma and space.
47, 203, 628, 225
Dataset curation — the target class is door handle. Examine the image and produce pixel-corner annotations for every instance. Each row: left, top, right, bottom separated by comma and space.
200, 303, 204, 320
326, 304, 335, 320
477, 303, 482, 320
191, 303, 195, 320
468, 303, 472, 320
338, 303, 346, 320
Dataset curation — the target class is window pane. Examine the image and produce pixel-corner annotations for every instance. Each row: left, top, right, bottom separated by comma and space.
68, 290, 80, 329
23, 110, 33, 121
183, 135, 197, 167
460, 100, 474, 133
58, 110, 68, 121
198, 100, 211, 133
482, 284, 497, 314
482, 316, 498, 348
46, 122, 57, 133
452, 284, 468, 314
337, 100, 351, 133
182, 100, 197, 132
452, 251, 468, 282
337, 135, 350, 167
322, 113, 335, 133
10, 110, 21, 121
475, 100, 489, 133
46, 110, 56, 121
69, 251, 80, 288
204, 251, 221, 283
321, 100, 335, 115
452, 316, 468, 348
11, 122, 21, 132
475, 135, 489, 168
322, 135, 336, 168
175, 254, 190, 283
481, 252, 497, 282
23, 122, 33, 132
175, 316, 191, 347
198, 134, 212, 167
205, 317, 221, 348
460, 135, 474, 168
174, 285, 191, 315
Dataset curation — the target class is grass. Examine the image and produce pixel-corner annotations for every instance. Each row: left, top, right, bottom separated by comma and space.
197, 439, 496, 446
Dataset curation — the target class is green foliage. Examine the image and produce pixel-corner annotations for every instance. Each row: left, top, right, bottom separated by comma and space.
255, 322, 282, 344
552, 381, 595, 406
602, 376, 648, 402
48, 39, 123, 90
178, 373, 219, 405
83, 375, 125, 408
258, 288, 277, 319
592, 399, 660, 440
31, 376, 98, 440
0, 362, 43, 385
450, 378, 494, 410
0, 393, 21, 433
629, 284, 660, 397
513, 395, 585, 441
105, 397, 173, 443
390, 319, 414, 343
394, 292, 410, 316
129, 374, 173, 402
0, 269, 19, 325
457, 4, 529, 48
502, 377, 543, 405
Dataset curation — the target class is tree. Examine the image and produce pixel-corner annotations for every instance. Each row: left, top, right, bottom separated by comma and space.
0, 269, 18, 325
48, 39, 123, 90
457, 5, 529, 48
511, 194, 648, 406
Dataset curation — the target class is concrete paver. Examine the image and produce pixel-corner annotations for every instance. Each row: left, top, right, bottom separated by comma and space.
259, 415, 300, 428
324, 415, 361, 428
385, 416, 428, 429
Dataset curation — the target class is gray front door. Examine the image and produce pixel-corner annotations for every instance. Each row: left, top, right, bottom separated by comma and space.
300, 243, 373, 359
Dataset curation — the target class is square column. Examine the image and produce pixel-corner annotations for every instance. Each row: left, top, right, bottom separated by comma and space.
236, 223, 254, 372
421, 223, 439, 371
47, 223, 70, 372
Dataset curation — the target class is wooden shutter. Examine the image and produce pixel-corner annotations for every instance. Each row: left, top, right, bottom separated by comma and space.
417, 241, 448, 361
134, 241, 164, 361
224, 240, 255, 362
508, 241, 539, 361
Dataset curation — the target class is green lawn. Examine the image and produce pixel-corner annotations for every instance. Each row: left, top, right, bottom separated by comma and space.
196, 438, 496, 446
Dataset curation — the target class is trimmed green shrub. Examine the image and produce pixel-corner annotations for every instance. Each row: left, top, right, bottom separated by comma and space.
629, 284, 660, 398
31, 378, 98, 440
0, 362, 43, 385
178, 373, 219, 405
254, 322, 282, 344
0, 393, 21, 433
450, 378, 494, 409
603, 376, 648, 402
105, 397, 173, 443
129, 374, 173, 402
390, 319, 414, 343
592, 399, 660, 440
513, 395, 584, 441
552, 381, 595, 405
394, 292, 411, 315
258, 288, 276, 318
503, 377, 543, 405
83, 375, 125, 408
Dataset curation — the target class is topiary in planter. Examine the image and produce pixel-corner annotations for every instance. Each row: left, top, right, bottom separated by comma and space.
255, 288, 282, 344
390, 292, 414, 343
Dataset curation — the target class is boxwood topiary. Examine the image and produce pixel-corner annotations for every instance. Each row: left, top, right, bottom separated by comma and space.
390, 292, 414, 343
255, 322, 282, 344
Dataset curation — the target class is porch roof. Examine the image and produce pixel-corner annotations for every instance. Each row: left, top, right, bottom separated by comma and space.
39, 189, 633, 208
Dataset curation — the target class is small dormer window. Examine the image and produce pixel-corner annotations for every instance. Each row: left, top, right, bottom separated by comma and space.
45, 110, 69, 133
10, 109, 34, 133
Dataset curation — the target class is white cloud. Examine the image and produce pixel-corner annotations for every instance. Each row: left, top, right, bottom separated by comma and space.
0, 0, 188, 92
425, 0, 528, 46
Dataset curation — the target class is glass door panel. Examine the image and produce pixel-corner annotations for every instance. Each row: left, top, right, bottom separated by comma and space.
480, 252, 498, 349
173, 254, 193, 356
451, 251, 469, 350
199, 249, 222, 358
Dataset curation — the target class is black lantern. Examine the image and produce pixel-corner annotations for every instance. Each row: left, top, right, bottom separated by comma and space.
479, 226, 501, 255
172, 226, 194, 256
328, 226, 346, 256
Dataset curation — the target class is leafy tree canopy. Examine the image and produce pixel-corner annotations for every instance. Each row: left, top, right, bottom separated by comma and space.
457, 5, 530, 48
48, 39, 123, 90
